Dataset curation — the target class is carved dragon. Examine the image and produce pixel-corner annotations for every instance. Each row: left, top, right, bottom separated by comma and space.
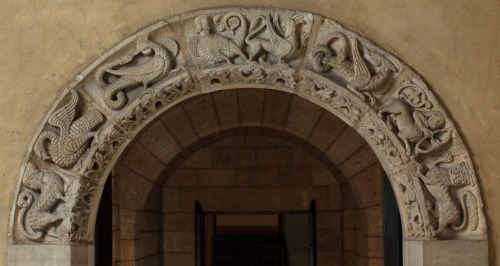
311, 33, 397, 104
418, 154, 479, 236
246, 14, 309, 65
378, 98, 452, 157
95, 35, 178, 110
188, 13, 248, 64
16, 163, 67, 241
34, 90, 103, 169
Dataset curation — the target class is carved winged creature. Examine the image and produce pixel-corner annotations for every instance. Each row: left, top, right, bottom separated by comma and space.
188, 13, 248, 64
95, 35, 178, 110
17, 163, 67, 241
35, 90, 104, 169
246, 14, 308, 64
311, 33, 397, 104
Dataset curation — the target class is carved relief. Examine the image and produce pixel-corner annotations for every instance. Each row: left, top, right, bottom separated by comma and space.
298, 76, 364, 124
378, 97, 452, 158
418, 153, 480, 236
246, 14, 309, 65
120, 75, 195, 132
95, 34, 179, 110
197, 64, 297, 90
392, 166, 429, 238
188, 13, 249, 65
84, 126, 126, 180
310, 29, 399, 104
16, 163, 69, 241
358, 118, 406, 168
34, 90, 104, 169
187, 12, 310, 67
10, 8, 487, 245
67, 180, 96, 242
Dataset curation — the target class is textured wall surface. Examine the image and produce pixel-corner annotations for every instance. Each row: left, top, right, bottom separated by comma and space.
0, 0, 499, 264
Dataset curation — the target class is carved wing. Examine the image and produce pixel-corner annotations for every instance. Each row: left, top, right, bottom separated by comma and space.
105, 57, 165, 77
265, 14, 289, 48
48, 90, 78, 137
349, 38, 371, 87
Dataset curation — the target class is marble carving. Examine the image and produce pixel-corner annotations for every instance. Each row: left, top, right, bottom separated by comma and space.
10, 8, 486, 245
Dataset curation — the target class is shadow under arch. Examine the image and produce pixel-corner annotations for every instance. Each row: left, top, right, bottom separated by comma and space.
8, 7, 487, 266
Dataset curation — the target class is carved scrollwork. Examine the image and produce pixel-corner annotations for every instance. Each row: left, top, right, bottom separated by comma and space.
310, 29, 400, 104
95, 34, 179, 110
16, 163, 70, 241
34, 90, 104, 169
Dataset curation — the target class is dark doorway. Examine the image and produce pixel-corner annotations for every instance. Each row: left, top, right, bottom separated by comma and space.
95, 176, 112, 266
196, 202, 316, 266
383, 175, 403, 266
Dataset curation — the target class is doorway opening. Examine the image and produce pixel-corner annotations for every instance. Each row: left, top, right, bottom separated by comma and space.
196, 201, 317, 266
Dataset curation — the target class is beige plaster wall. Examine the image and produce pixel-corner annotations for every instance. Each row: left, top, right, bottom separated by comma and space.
0, 0, 498, 265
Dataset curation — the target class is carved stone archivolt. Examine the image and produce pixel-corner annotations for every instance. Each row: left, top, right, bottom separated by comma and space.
10, 8, 487, 245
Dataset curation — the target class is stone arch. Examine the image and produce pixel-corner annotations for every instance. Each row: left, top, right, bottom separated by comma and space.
8, 7, 487, 265
111, 90, 383, 264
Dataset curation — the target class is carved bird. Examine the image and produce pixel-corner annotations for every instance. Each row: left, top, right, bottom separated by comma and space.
95, 35, 178, 110
35, 90, 104, 169
188, 15, 248, 64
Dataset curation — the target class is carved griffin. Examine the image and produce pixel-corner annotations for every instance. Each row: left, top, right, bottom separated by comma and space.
95, 35, 178, 110
34, 90, 103, 169
246, 14, 309, 64
311, 33, 398, 104
188, 13, 248, 64
17, 163, 67, 241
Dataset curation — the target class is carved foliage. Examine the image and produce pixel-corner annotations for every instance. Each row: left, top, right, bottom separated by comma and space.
34, 90, 104, 169
298, 76, 365, 124
67, 179, 96, 242
198, 64, 298, 90
120, 75, 195, 132
358, 118, 406, 168
95, 34, 179, 110
83, 126, 126, 180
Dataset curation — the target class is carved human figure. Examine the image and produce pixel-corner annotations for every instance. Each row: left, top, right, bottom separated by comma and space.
245, 14, 308, 64
35, 90, 104, 169
311, 34, 397, 104
95, 34, 178, 110
16, 163, 67, 241
188, 13, 248, 64
378, 98, 451, 157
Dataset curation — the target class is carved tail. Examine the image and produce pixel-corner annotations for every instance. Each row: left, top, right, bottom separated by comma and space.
34, 131, 58, 160
310, 45, 333, 72
246, 16, 266, 44
16, 191, 43, 241
451, 190, 479, 231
